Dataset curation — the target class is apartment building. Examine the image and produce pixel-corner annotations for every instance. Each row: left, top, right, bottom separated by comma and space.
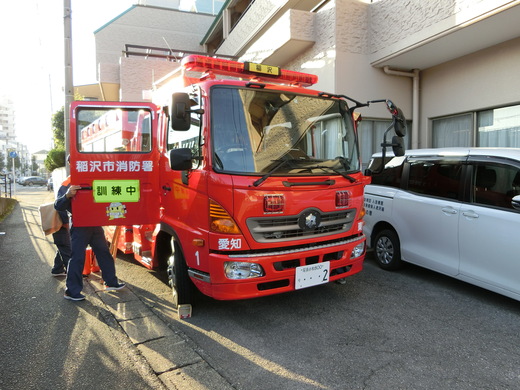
0, 97, 16, 172
92, 0, 520, 162
78, 3, 217, 102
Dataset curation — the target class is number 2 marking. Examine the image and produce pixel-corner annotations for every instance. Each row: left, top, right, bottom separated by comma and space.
322, 269, 329, 282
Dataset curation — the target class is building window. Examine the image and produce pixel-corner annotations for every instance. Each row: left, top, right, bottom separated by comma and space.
478, 105, 520, 147
432, 104, 520, 148
432, 113, 472, 148
358, 119, 411, 169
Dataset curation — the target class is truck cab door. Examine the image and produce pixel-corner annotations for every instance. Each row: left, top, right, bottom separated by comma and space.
69, 101, 161, 227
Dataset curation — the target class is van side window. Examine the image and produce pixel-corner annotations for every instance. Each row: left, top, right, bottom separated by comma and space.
407, 160, 462, 200
473, 163, 520, 209
369, 156, 404, 188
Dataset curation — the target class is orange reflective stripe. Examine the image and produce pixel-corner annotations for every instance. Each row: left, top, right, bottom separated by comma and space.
61, 176, 71, 187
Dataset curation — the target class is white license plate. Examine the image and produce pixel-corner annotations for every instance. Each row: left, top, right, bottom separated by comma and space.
295, 261, 330, 290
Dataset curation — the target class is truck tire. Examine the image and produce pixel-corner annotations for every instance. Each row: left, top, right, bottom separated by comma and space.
167, 239, 197, 308
374, 229, 403, 270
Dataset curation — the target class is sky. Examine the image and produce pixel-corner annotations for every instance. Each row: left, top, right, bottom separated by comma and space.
0, 0, 136, 153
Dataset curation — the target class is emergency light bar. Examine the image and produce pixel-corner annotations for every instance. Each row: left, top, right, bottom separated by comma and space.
181, 55, 318, 87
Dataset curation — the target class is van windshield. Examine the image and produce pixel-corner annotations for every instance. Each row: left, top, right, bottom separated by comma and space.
211, 87, 360, 175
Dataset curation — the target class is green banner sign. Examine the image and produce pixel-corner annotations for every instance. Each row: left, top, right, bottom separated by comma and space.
92, 180, 140, 203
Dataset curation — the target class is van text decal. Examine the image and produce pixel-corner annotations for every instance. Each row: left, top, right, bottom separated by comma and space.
364, 197, 385, 215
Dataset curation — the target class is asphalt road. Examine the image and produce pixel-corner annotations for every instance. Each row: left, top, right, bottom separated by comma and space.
2, 185, 520, 389
112, 201, 520, 389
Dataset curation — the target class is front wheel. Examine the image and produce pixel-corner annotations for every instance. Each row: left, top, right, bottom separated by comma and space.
167, 239, 197, 308
374, 229, 403, 270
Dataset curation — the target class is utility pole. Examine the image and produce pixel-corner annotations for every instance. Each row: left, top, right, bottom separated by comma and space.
64, 0, 72, 175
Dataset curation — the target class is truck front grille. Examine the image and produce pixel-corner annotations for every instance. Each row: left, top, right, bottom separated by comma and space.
246, 208, 355, 243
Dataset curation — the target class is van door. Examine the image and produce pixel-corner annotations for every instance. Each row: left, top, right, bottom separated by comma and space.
398, 157, 465, 276
459, 161, 520, 296
69, 101, 161, 227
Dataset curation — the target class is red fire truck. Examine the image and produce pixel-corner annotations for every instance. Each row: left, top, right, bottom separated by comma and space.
69, 55, 406, 308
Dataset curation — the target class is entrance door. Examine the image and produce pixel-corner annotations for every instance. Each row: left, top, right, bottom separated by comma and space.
69, 101, 161, 227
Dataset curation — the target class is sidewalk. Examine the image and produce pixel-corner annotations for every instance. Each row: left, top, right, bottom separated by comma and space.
0, 189, 233, 390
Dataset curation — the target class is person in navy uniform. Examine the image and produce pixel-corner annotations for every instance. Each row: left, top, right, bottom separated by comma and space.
55, 179, 125, 301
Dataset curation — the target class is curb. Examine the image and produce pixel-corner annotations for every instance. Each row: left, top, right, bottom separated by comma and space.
84, 273, 234, 390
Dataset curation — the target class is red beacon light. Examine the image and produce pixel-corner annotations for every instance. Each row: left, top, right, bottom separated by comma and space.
181, 55, 318, 87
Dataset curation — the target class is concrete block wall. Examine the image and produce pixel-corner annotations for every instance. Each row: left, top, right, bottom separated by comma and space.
283, 0, 412, 118
239, 9, 315, 64
217, 0, 286, 56
369, 0, 513, 59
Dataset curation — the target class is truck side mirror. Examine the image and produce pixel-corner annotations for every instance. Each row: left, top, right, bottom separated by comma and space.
171, 93, 191, 131
392, 136, 405, 157
393, 108, 407, 138
169, 148, 193, 171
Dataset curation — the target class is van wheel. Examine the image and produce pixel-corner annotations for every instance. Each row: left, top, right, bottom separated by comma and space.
167, 239, 196, 308
374, 229, 403, 270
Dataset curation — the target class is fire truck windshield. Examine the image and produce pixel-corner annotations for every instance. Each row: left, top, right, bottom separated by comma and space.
211, 87, 360, 176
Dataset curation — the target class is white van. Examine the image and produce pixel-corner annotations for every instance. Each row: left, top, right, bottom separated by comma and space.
363, 148, 520, 301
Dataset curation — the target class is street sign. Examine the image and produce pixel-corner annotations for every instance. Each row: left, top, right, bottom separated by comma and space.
9, 151, 17, 158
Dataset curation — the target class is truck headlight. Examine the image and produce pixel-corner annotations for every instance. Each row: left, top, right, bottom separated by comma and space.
350, 241, 365, 259
224, 262, 265, 279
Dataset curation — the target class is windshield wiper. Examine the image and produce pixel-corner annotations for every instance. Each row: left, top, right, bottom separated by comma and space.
297, 165, 357, 183
252, 158, 298, 187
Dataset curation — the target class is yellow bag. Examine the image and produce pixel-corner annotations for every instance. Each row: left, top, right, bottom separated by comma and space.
39, 202, 63, 235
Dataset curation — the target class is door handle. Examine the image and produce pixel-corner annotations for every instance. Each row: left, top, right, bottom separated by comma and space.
462, 210, 479, 219
162, 185, 171, 192
441, 207, 457, 215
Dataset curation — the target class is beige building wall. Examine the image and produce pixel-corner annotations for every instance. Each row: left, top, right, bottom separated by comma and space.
420, 36, 520, 147
120, 57, 181, 101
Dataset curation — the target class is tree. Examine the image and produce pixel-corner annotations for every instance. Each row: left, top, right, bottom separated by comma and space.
51, 106, 65, 149
45, 106, 66, 172
0, 151, 5, 172
44, 149, 66, 172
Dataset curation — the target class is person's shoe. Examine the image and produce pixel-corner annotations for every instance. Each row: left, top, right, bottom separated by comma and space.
64, 290, 86, 301
51, 270, 67, 277
104, 282, 126, 291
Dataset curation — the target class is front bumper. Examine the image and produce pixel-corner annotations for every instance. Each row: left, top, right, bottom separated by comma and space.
191, 235, 366, 300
